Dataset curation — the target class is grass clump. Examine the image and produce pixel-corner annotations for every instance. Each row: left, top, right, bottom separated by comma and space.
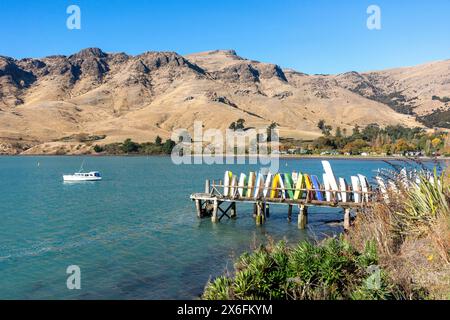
203, 238, 403, 300
349, 166, 450, 299
399, 171, 449, 236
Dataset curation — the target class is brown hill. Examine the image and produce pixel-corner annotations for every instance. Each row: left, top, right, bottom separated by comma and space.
335, 60, 450, 122
0, 48, 447, 154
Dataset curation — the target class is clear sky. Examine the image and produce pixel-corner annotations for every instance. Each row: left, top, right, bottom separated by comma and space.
0, 0, 449, 74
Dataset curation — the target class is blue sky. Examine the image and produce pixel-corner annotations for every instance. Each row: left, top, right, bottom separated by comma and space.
0, 0, 449, 74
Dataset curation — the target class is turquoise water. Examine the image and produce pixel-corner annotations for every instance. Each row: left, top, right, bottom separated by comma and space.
0, 156, 431, 299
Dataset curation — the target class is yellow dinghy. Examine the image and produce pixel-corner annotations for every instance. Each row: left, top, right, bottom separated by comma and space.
304, 174, 313, 200
246, 172, 256, 198
223, 171, 233, 197
270, 173, 281, 198
293, 172, 304, 200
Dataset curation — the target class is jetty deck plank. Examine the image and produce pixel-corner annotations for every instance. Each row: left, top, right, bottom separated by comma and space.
190, 193, 368, 209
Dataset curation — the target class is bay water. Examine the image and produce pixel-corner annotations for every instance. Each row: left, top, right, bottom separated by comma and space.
0, 156, 426, 299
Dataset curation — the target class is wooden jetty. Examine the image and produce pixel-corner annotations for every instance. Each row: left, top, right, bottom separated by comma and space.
190, 180, 377, 231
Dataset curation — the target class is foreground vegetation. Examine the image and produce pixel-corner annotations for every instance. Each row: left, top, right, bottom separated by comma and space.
203, 237, 408, 300
203, 167, 450, 300
348, 168, 450, 299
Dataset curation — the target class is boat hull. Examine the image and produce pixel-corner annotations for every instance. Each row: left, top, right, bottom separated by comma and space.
63, 175, 102, 182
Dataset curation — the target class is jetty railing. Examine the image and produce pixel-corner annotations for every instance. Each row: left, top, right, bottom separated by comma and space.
190, 179, 378, 230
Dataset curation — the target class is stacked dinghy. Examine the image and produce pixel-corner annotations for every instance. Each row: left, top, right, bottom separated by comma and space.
219, 162, 373, 203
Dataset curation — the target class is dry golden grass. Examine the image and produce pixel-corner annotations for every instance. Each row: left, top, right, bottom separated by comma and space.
348, 168, 450, 300
444, 161, 450, 186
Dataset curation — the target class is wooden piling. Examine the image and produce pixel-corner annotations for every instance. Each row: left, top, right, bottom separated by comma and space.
287, 205, 293, 222
256, 202, 262, 225
195, 199, 202, 218
256, 202, 265, 226
265, 204, 270, 218
344, 208, 351, 231
261, 202, 266, 224
298, 204, 308, 229
253, 203, 257, 218
205, 180, 210, 194
211, 199, 219, 223
230, 202, 237, 219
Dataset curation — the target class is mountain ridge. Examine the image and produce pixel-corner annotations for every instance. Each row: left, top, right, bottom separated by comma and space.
0, 48, 448, 154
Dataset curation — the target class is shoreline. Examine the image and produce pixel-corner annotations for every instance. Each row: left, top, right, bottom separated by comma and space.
0, 153, 448, 162
279, 155, 449, 161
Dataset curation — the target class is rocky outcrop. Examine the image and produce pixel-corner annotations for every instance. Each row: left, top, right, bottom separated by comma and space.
211, 63, 260, 83
257, 63, 287, 82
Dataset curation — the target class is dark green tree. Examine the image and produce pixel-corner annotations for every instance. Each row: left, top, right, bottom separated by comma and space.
235, 118, 246, 130
155, 135, 162, 146
335, 127, 342, 138
317, 119, 332, 136
93, 145, 104, 153
162, 139, 176, 154
362, 123, 381, 141
267, 122, 279, 142
317, 119, 326, 131
121, 138, 140, 153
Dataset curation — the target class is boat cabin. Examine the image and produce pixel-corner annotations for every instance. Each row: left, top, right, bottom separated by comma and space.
74, 172, 101, 177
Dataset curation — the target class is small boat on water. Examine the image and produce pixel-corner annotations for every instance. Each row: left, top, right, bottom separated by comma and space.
63, 171, 102, 182
63, 161, 102, 182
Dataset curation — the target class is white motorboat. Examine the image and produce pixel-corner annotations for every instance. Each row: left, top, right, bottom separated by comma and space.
63, 160, 102, 182
63, 171, 102, 182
